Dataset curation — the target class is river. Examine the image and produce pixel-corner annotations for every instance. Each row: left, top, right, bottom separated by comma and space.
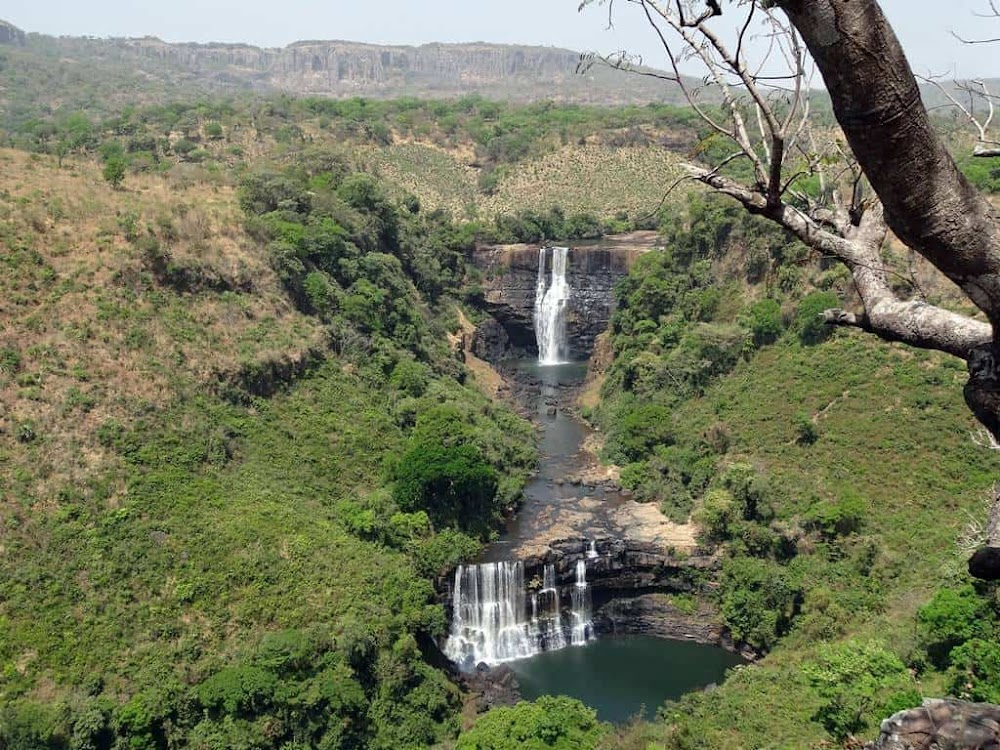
447, 359, 743, 723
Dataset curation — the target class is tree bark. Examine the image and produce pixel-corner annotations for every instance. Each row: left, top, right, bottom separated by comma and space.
776, 0, 1000, 330
770, 0, 1000, 580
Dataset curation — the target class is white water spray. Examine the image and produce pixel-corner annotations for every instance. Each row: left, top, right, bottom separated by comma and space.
534, 246, 571, 365
570, 559, 594, 646
446, 560, 593, 668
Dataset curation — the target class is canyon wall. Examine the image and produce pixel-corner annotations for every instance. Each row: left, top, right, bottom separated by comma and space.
468, 237, 652, 363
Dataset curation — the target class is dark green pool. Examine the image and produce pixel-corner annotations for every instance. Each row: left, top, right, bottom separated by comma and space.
509, 635, 745, 724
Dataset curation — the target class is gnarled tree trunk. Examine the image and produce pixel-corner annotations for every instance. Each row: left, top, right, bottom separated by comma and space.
775, 0, 1000, 578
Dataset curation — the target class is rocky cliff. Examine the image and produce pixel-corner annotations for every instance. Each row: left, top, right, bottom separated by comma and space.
0, 19, 25, 46
468, 235, 653, 363
39, 36, 686, 103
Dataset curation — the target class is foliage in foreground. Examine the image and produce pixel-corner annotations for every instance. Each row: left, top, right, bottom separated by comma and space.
456, 696, 610, 750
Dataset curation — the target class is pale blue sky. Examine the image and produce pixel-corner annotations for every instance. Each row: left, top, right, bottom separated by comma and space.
4, 1, 999, 79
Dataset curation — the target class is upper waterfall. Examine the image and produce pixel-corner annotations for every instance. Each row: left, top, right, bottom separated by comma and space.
534, 246, 571, 365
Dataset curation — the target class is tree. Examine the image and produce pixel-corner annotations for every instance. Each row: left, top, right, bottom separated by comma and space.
102, 156, 126, 189
582, 0, 1000, 578
455, 696, 608, 750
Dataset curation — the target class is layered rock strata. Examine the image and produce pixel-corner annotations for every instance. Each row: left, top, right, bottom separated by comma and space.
468, 238, 650, 363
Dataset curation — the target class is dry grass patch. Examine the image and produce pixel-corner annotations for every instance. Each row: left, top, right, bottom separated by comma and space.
0, 149, 323, 506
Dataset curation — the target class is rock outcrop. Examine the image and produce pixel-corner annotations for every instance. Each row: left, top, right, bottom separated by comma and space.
867, 699, 1000, 749
438, 536, 731, 656
37, 36, 684, 103
468, 236, 651, 362
532, 538, 727, 645
524, 537, 714, 593
0, 20, 25, 46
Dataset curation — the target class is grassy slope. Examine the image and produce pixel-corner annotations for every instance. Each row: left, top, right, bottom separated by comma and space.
666, 338, 996, 748
0, 147, 535, 747
599, 282, 1000, 745
362, 141, 684, 221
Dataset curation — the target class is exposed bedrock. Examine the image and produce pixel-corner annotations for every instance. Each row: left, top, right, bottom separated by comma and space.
468, 238, 650, 363
866, 699, 1000, 749
439, 537, 728, 651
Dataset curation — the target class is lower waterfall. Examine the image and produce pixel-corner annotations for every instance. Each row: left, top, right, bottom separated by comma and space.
444, 559, 593, 669
570, 559, 594, 646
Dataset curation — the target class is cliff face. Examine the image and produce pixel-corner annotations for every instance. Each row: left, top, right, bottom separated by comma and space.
468, 239, 649, 363
0, 20, 25, 46
70, 37, 676, 102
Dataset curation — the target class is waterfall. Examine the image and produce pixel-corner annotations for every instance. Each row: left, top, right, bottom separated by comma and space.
534, 246, 571, 365
587, 540, 598, 559
540, 564, 566, 650
570, 559, 594, 646
444, 561, 537, 668
445, 560, 591, 669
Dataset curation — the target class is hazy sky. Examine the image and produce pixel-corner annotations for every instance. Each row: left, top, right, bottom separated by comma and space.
4, 1, 1000, 79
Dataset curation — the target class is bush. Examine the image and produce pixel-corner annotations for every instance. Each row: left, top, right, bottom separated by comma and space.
917, 584, 995, 667
948, 638, 1000, 703
610, 402, 674, 462
803, 640, 919, 742
719, 556, 800, 651
694, 488, 737, 543
456, 696, 608, 750
745, 298, 783, 347
393, 440, 498, 533
102, 156, 126, 189
804, 491, 865, 538
795, 412, 820, 445
796, 291, 840, 345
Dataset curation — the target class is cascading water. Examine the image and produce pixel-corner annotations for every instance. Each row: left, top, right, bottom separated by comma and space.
444, 561, 536, 668
445, 560, 590, 669
534, 246, 571, 365
587, 540, 598, 559
570, 559, 594, 646
540, 564, 566, 650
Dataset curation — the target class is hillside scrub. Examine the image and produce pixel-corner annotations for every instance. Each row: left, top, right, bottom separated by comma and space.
0, 148, 536, 748
593, 193, 1000, 747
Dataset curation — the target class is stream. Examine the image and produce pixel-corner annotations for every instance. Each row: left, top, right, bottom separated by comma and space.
445, 247, 743, 723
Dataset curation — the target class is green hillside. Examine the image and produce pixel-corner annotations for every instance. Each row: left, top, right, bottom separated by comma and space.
0, 147, 539, 748
587, 196, 1000, 748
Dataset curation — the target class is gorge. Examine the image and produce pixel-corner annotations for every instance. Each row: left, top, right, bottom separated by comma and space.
445, 240, 745, 721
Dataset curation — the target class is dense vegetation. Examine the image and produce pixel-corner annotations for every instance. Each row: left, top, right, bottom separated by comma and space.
3, 30, 1000, 746
0, 145, 543, 748
589, 194, 1000, 747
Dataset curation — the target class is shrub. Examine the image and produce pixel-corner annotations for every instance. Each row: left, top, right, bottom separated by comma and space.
803, 640, 919, 742
804, 491, 865, 538
795, 412, 820, 445
719, 556, 800, 651
917, 584, 995, 667
796, 291, 840, 345
610, 402, 674, 462
456, 696, 608, 750
745, 298, 783, 347
102, 156, 126, 189
694, 488, 737, 543
393, 441, 498, 533
948, 638, 1000, 703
